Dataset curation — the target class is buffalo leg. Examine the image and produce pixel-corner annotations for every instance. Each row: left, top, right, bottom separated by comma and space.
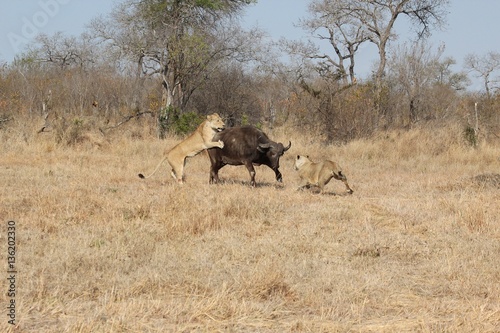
274, 168, 283, 183
244, 161, 256, 186
209, 163, 223, 184
208, 149, 223, 184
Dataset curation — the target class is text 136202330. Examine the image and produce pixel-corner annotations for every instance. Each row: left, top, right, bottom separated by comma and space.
7, 220, 16, 326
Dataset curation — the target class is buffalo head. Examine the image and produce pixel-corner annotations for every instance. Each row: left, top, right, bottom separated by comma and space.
256, 141, 291, 182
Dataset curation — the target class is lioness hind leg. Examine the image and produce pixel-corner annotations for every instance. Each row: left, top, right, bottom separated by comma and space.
332, 171, 353, 194
167, 156, 185, 184
336, 174, 353, 194
170, 170, 181, 182
342, 180, 353, 194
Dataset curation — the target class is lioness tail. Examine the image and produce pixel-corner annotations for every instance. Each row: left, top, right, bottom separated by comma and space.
138, 156, 168, 179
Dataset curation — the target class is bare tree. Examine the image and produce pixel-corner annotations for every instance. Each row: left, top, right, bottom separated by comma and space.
346, 0, 450, 88
91, 0, 258, 137
299, 0, 369, 85
14, 32, 105, 120
388, 41, 443, 124
436, 56, 469, 91
190, 63, 263, 126
465, 52, 500, 98
29, 32, 98, 70
298, 0, 450, 88
92, 0, 256, 111
388, 41, 469, 125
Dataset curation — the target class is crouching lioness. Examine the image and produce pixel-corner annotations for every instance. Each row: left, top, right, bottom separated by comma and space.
294, 155, 353, 194
138, 113, 225, 183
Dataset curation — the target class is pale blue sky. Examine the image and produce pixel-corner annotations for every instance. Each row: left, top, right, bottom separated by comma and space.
1, 1, 500, 90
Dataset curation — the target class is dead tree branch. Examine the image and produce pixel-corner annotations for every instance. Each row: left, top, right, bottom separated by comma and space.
99, 111, 154, 134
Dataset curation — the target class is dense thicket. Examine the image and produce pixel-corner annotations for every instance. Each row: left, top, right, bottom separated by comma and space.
0, 0, 499, 144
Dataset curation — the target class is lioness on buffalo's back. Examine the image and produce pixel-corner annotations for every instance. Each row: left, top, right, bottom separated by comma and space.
138, 113, 225, 183
294, 155, 353, 194
208, 125, 291, 186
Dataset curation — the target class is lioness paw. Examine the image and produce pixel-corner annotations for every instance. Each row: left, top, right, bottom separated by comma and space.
217, 140, 224, 148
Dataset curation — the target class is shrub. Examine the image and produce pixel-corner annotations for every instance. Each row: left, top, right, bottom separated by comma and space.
463, 125, 477, 147
169, 111, 204, 135
157, 107, 204, 138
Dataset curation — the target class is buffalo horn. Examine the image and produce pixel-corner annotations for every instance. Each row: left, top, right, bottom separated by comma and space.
257, 142, 271, 152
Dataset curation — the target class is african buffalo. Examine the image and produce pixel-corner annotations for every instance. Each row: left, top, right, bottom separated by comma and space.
208, 125, 291, 186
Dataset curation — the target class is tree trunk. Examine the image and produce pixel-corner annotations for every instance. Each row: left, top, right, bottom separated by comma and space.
132, 53, 144, 112
409, 98, 417, 124
158, 77, 174, 139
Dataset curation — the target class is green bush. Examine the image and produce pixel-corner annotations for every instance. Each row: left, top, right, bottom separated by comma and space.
157, 106, 205, 138
170, 112, 204, 135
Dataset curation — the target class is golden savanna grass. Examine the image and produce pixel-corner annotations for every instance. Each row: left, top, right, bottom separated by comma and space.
1, 118, 500, 332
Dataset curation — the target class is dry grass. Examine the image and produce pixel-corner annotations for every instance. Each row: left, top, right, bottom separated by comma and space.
1, 119, 500, 332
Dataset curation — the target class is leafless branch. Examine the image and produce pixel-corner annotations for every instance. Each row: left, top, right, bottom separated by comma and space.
100, 111, 154, 133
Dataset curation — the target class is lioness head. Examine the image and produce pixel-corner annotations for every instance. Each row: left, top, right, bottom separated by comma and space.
206, 113, 225, 132
294, 155, 311, 170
